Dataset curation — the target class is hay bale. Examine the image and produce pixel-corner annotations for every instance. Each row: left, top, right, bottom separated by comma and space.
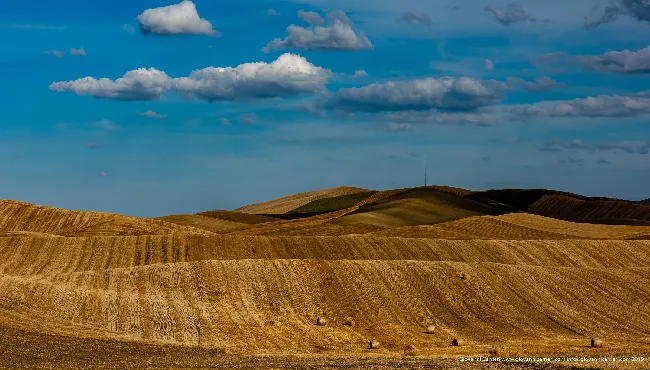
451, 338, 463, 346
343, 317, 355, 326
459, 273, 466, 280
425, 324, 435, 334
369, 339, 381, 349
591, 338, 602, 348
316, 317, 327, 326
403, 344, 417, 356
489, 345, 502, 356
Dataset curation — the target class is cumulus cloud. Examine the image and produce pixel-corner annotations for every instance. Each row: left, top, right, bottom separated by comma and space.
297, 10, 324, 26
137, 0, 218, 36
267, 9, 279, 16
484, 58, 495, 72
172, 53, 331, 102
352, 69, 367, 78
99, 171, 109, 177
484, 3, 545, 26
138, 110, 167, 119
262, 10, 373, 52
50, 68, 172, 100
507, 76, 565, 92
326, 77, 505, 112
585, 0, 650, 28
398, 11, 431, 26
220, 117, 230, 125
575, 46, 650, 74
509, 94, 650, 119
70, 48, 86, 56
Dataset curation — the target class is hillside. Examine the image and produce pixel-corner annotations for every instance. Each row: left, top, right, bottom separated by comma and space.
234, 186, 371, 214
0, 199, 211, 236
1, 187, 650, 369
330, 187, 509, 228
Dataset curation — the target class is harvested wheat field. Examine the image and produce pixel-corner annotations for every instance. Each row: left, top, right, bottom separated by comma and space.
1, 186, 649, 369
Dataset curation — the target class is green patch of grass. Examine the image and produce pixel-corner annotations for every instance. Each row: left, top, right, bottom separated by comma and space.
288, 191, 377, 214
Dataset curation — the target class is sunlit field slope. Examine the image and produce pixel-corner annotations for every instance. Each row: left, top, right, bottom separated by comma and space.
1, 186, 649, 369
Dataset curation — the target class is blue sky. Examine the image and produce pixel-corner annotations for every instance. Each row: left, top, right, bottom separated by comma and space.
2, 0, 650, 217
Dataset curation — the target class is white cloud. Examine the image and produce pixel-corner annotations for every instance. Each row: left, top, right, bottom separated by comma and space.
171, 53, 332, 102
138, 110, 167, 119
352, 69, 368, 78
99, 171, 108, 177
220, 117, 230, 125
137, 0, 218, 36
70, 48, 86, 56
50, 68, 172, 100
575, 46, 650, 74
327, 77, 505, 112
484, 58, 494, 72
585, 0, 650, 28
297, 10, 325, 26
84, 142, 99, 148
267, 9, 279, 16
483, 3, 547, 26
46, 50, 65, 58
262, 10, 373, 52
509, 93, 650, 119
398, 11, 431, 26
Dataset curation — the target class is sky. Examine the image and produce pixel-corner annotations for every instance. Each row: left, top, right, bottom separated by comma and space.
2, 0, 650, 217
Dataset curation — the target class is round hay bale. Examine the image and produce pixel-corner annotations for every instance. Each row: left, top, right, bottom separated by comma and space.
425, 325, 435, 334
403, 344, 417, 356
343, 317, 355, 326
316, 317, 327, 326
451, 338, 463, 347
489, 345, 502, 356
591, 338, 602, 348
369, 339, 381, 349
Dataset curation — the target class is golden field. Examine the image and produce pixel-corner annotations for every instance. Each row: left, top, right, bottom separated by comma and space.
0, 186, 649, 369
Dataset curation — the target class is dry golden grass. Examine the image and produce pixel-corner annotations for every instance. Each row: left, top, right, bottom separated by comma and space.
234, 186, 371, 214
429, 185, 473, 197
155, 214, 248, 233
374, 213, 650, 240
1, 194, 650, 368
496, 213, 650, 239
0, 200, 211, 236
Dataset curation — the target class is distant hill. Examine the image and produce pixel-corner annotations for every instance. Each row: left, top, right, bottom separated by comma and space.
234, 186, 371, 214
329, 187, 509, 228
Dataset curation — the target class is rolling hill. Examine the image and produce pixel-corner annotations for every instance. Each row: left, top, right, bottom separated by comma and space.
1, 186, 649, 369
